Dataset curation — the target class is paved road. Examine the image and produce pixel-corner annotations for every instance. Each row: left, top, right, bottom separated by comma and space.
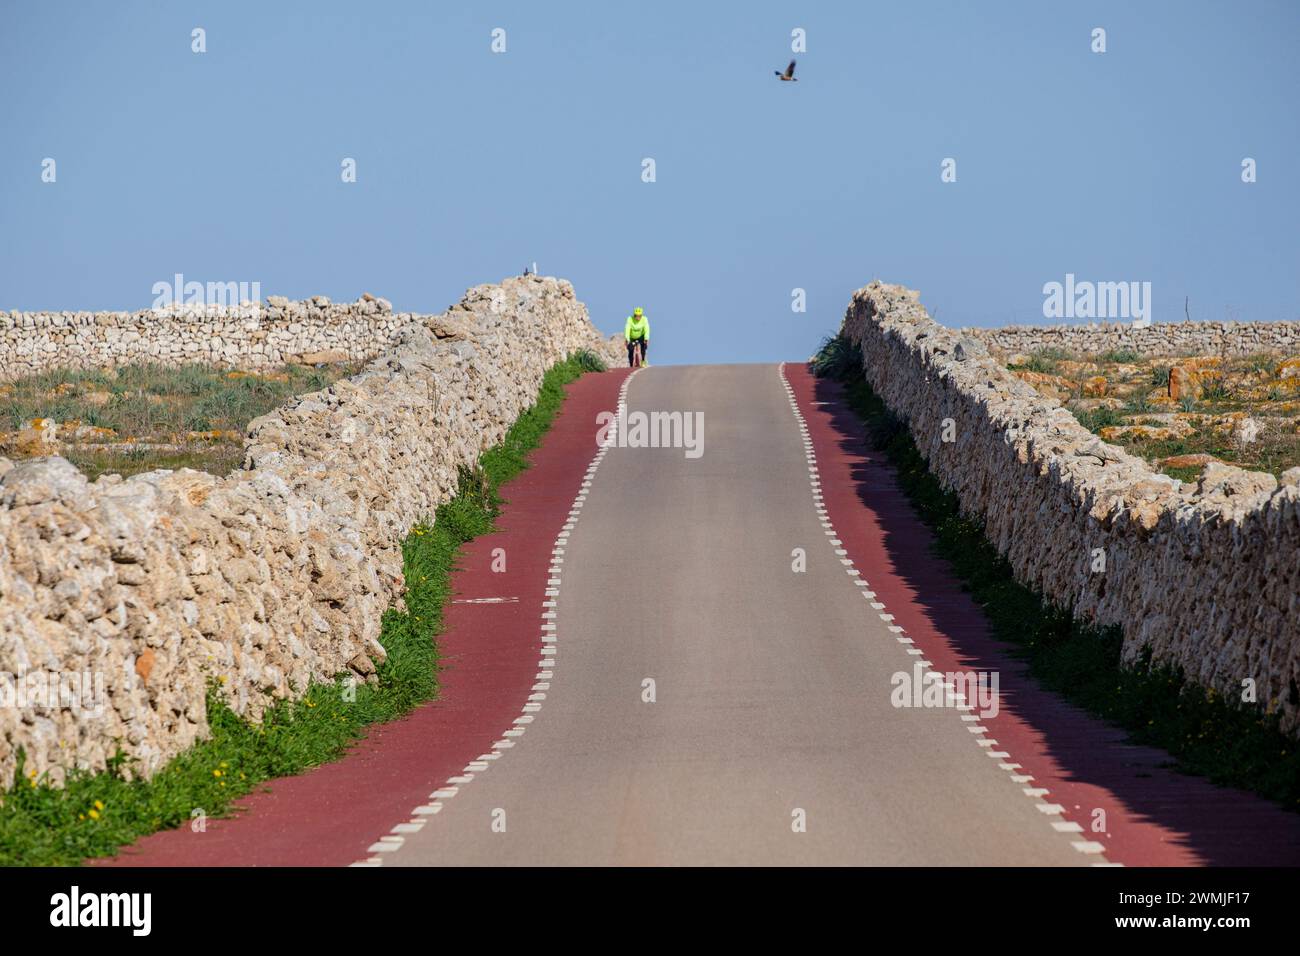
388, 364, 1094, 866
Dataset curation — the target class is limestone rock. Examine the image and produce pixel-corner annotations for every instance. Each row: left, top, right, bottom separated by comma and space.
1, 455, 89, 506
1158, 452, 1216, 470
844, 280, 1300, 737
1083, 375, 1107, 397
289, 350, 351, 365
0, 275, 622, 789
1169, 365, 1200, 400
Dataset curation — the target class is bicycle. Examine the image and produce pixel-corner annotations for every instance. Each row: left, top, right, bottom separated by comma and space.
629, 338, 646, 368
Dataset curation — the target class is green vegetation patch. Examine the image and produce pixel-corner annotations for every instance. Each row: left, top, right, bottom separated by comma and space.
0, 361, 361, 479
0, 351, 605, 865
811, 335, 1300, 811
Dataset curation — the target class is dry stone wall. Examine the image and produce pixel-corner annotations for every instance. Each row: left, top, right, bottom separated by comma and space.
0, 295, 410, 381
966, 321, 1300, 358
0, 276, 622, 788
840, 282, 1300, 733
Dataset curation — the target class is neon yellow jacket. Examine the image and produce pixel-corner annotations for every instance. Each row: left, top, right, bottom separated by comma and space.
625, 315, 650, 341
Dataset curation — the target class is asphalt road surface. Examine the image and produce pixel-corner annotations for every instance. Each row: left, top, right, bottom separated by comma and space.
388, 365, 1095, 866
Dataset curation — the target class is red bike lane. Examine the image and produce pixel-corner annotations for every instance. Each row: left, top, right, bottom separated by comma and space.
92, 362, 1300, 867
94, 368, 629, 867
787, 363, 1300, 867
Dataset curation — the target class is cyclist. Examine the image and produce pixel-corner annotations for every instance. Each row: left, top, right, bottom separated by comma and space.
625, 307, 650, 367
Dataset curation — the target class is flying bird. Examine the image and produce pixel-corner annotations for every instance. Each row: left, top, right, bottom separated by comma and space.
775, 59, 797, 81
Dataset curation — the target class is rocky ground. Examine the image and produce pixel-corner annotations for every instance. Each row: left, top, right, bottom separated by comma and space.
846, 284, 1300, 738
0, 276, 618, 790
1002, 348, 1300, 481
0, 360, 360, 478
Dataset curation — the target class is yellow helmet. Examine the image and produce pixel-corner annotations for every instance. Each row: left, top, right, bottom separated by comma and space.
633, 307, 644, 317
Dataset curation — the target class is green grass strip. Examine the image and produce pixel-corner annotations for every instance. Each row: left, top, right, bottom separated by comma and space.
813, 336, 1300, 811
0, 348, 608, 866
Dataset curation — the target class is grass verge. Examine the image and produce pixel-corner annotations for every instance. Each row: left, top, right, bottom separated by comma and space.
813, 337, 1300, 811
1, 361, 362, 479
0, 349, 607, 865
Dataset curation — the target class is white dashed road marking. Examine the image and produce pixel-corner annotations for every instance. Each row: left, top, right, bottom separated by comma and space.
776, 362, 1112, 866
351, 368, 641, 866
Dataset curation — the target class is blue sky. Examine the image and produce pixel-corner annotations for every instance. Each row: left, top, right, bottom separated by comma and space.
1, 0, 1296, 365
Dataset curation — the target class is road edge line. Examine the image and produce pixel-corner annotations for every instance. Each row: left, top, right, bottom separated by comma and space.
349, 369, 643, 866
778, 362, 1115, 867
